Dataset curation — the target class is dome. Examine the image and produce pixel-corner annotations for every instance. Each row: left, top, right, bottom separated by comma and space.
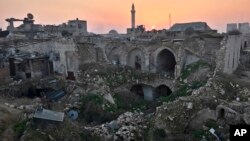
109, 29, 118, 35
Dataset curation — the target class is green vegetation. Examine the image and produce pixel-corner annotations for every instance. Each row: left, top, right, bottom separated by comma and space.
153, 128, 166, 138
113, 92, 155, 112
79, 131, 101, 141
160, 61, 209, 103
13, 120, 27, 137
205, 120, 219, 129
180, 61, 210, 80
23, 129, 50, 141
160, 81, 205, 103
81, 93, 103, 105
79, 92, 156, 124
79, 94, 115, 124
192, 130, 207, 139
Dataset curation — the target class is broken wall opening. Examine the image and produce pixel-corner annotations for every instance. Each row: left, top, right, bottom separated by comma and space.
154, 85, 172, 98
156, 49, 176, 75
217, 108, 225, 119
130, 84, 154, 101
130, 84, 144, 98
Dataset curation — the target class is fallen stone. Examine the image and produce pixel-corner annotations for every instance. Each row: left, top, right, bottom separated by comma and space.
107, 120, 119, 130
187, 108, 216, 131
168, 116, 174, 121
187, 102, 193, 109
9, 105, 15, 108
236, 97, 240, 101
17, 105, 24, 110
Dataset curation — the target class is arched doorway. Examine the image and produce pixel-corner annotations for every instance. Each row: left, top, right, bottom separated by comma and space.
108, 47, 121, 65
156, 49, 176, 75
154, 85, 172, 98
127, 48, 145, 70
109, 54, 120, 65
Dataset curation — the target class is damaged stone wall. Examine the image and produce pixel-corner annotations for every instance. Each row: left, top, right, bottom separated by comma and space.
103, 39, 183, 78
216, 35, 242, 74
15, 38, 78, 77
77, 43, 103, 64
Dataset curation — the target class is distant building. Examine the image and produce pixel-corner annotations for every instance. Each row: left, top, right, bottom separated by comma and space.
44, 18, 88, 37
6, 13, 43, 33
170, 22, 212, 32
227, 22, 250, 34
5, 14, 88, 38
239, 23, 250, 34
127, 25, 146, 34
227, 23, 238, 33
65, 18, 88, 36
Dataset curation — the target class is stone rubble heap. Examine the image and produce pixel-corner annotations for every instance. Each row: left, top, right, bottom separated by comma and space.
85, 112, 146, 141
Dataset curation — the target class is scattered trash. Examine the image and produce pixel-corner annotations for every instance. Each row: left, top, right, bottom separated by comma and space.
209, 128, 220, 141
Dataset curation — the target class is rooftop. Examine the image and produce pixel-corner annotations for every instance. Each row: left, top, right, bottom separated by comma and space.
170, 22, 211, 32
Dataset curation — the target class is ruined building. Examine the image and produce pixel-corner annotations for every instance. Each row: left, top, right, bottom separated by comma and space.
0, 4, 249, 90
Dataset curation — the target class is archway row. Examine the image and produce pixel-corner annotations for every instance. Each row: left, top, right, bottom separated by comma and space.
108, 47, 177, 77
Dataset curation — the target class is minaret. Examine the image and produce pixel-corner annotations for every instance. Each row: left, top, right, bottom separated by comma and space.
131, 3, 136, 29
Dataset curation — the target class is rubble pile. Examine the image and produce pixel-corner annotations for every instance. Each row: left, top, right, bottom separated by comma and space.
85, 112, 147, 141
153, 74, 250, 140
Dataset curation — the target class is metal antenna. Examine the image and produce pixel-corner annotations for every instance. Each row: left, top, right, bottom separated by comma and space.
169, 13, 172, 29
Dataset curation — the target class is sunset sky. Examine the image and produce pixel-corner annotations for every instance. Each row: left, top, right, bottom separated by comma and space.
0, 0, 250, 33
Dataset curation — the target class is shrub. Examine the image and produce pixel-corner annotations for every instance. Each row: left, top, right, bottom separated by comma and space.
192, 130, 207, 139
13, 120, 27, 137
152, 128, 167, 141
80, 131, 101, 141
79, 94, 116, 124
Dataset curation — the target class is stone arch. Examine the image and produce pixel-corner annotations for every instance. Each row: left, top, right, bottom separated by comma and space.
107, 47, 121, 65
130, 84, 154, 101
127, 48, 146, 70
130, 83, 173, 101
154, 85, 172, 98
154, 47, 177, 76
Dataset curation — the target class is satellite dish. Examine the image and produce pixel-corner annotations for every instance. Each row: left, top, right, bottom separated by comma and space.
27, 13, 34, 20
67, 110, 78, 120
